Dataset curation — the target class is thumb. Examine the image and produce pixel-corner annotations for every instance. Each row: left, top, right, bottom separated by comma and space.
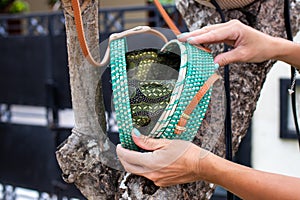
214, 49, 240, 66
131, 128, 171, 151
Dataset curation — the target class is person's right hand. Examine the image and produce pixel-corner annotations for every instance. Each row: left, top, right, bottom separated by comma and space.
177, 19, 279, 66
116, 129, 211, 187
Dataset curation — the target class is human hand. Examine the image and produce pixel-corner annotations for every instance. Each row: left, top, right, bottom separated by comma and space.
178, 19, 278, 66
116, 129, 210, 186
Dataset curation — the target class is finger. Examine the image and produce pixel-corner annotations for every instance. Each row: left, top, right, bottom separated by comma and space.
117, 156, 145, 174
116, 144, 146, 173
131, 129, 171, 151
186, 25, 239, 46
214, 48, 242, 66
177, 22, 231, 41
117, 144, 147, 165
116, 144, 157, 174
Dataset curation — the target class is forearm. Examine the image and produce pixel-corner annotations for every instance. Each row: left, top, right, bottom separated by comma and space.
272, 37, 300, 69
201, 153, 300, 200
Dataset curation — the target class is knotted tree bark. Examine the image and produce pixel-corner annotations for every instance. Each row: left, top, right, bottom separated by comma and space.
56, 0, 300, 199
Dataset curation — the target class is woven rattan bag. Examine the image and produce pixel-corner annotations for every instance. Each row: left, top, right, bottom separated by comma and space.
109, 27, 220, 150
71, 0, 221, 150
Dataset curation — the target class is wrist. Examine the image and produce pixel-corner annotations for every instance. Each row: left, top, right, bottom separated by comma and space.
271, 37, 288, 60
271, 37, 300, 68
261, 36, 284, 61
194, 152, 232, 185
193, 149, 217, 182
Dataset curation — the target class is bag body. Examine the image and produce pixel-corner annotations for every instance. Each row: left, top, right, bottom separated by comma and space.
69, 0, 221, 150
110, 37, 218, 150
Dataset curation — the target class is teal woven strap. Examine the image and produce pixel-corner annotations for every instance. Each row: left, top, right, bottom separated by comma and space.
150, 41, 216, 141
175, 44, 215, 141
148, 41, 188, 137
110, 38, 138, 150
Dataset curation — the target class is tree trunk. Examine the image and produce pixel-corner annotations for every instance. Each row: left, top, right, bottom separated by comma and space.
56, 0, 300, 199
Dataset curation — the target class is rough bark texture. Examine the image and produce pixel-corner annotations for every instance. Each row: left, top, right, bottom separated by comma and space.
56, 0, 300, 199
56, 1, 123, 199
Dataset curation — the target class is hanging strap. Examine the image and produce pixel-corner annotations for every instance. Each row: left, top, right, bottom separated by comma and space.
71, 0, 104, 66
210, 0, 232, 163
153, 0, 181, 35
70, 0, 175, 67
152, 0, 211, 53
71, 0, 212, 66
71, 0, 168, 67
210, 1, 234, 200
284, 0, 300, 148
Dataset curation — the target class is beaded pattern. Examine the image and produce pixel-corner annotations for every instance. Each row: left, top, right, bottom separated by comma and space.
149, 41, 188, 136
176, 44, 215, 141
150, 41, 215, 140
110, 38, 138, 150
129, 79, 175, 128
127, 48, 180, 134
110, 38, 217, 150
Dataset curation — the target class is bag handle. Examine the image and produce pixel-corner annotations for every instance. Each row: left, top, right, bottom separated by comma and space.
152, 0, 211, 53
71, 0, 211, 66
152, 0, 181, 35
71, 0, 168, 67
101, 26, 168, 67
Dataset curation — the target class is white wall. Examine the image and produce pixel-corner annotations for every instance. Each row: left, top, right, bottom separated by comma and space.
252, 32, 300, 178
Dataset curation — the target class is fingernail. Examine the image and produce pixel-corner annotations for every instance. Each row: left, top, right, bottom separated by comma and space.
177, 32, 189, 39
132, 128, 141, 137
214, 57, 221, 66
214, 63, 219, 69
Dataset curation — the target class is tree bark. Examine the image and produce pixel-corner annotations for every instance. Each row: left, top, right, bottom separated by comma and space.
56, 0, 300, 199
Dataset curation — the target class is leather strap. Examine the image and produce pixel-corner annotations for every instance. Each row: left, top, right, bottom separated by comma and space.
210, 1, 234, 200
71, 0, 103, 66
153, 0, 181, 35
71, 0, 211, 66
175, 73, 220, 134
153, 0, 211, 53
71, 0, 168, 67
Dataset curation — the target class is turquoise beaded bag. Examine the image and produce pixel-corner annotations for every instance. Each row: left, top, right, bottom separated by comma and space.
108, 26, 220, 150
70, 0, 221, 150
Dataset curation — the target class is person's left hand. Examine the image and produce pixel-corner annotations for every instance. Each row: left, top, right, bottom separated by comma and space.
116, 129, 210, 186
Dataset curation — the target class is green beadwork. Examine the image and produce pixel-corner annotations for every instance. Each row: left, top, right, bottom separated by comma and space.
110, 37, 217, 150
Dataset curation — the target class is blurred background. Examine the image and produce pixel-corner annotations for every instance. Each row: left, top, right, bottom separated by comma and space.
0, 0, 299, 199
